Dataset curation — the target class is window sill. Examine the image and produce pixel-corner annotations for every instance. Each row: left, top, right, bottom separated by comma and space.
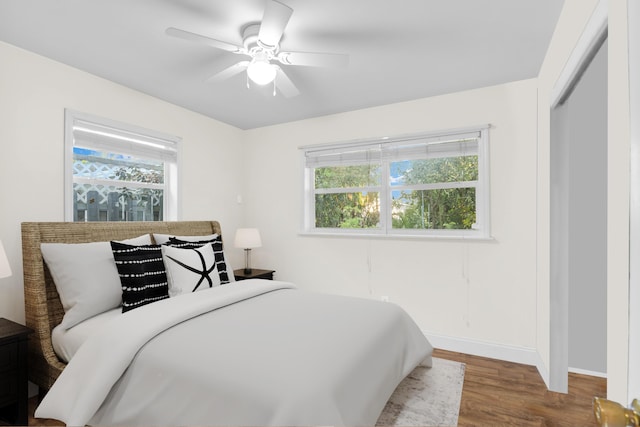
298, 231, 495, 242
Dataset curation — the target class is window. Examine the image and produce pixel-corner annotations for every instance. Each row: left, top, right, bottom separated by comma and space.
64, 110, 180, 222
302, 126, 490, 238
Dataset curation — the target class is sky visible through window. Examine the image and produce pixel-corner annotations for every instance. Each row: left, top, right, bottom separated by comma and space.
390, 160, 410, 199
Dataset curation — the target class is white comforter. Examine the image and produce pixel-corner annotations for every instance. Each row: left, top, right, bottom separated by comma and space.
36, 280, 432, 426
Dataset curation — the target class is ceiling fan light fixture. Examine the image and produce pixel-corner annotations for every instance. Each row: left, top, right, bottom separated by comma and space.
247, 58, 276, 85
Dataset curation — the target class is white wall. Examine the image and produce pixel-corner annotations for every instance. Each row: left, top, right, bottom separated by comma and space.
242, 79, 540, 358
0, 41, 246, 324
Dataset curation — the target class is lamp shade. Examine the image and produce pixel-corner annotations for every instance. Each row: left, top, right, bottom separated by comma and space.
234, 228, 262, 249
0, 240, 12, 279
247, 59, 276, 85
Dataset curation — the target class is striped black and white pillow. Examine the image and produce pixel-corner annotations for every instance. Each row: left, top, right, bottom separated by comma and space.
167, 236, 232, 284
110, 241, 169, 312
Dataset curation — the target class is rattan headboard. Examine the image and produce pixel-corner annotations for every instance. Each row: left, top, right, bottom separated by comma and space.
21, 220, 222, 392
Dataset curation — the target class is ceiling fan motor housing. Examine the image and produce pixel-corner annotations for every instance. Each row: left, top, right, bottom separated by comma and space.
242, 23, 278, 58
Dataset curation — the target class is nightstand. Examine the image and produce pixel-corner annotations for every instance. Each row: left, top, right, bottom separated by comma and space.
0, 318, 32, 426
234, 268, 275, 281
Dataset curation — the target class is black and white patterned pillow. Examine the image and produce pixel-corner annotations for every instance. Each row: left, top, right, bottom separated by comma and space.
110, 241, 169, 312
161, 243, 220, 297
167, 236, 232, 284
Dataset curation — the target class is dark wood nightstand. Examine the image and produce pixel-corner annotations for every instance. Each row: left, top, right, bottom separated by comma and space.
234, 268, 275, 281
0, 318, 32, 426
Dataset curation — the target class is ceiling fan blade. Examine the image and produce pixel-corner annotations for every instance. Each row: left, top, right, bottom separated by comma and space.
206, 61, 250, 83
274, 67, 300, 98
166, 27, 242, 53
258, 0, 293, 48
277, 51, 349, 68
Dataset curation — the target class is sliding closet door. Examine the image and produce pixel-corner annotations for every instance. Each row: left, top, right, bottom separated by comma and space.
549, 0, 608, 390
551, 39, 607, 382
565, 39, 607, 376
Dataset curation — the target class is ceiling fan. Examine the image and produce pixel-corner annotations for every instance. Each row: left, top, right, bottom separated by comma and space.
165, 0, 349, 97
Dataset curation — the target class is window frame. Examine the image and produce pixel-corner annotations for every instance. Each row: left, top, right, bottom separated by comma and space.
301, 126, 491, 239
64, 109, 181, 222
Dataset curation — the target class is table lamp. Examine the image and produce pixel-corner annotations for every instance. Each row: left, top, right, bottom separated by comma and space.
234, 228, 262, 275
0, 240, 11, 279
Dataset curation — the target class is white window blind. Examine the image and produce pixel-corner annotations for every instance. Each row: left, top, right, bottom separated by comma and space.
304, 130, 480, 168
71, 117, 179, 162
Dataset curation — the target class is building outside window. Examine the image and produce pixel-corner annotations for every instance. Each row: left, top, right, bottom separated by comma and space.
301, 126, 490, 238
64, 110, 180, 222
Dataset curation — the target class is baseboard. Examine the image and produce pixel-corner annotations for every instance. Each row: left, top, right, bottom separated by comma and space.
424, 331, 542, 368
422, 331, 613, 389
425, 332, 608, 391
569, 367, 607, 378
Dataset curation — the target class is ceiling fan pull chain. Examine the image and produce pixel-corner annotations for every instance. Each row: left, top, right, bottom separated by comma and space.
246, 72, 250, 89
273, 75, 277, 96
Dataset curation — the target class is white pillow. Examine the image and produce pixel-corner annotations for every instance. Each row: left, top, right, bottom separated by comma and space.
153, 233, 218, 245
163, 235, 235, 283
40, 234, 152, 330
161, 244, 220, 297
120, 234, 153, 245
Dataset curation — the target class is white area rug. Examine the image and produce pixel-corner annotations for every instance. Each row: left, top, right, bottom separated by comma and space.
376, 357, 465, 426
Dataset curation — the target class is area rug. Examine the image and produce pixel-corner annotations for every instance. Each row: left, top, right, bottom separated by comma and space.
376, 357, 466, 426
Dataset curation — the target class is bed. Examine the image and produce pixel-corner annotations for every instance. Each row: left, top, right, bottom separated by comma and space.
22, 220, 432, 426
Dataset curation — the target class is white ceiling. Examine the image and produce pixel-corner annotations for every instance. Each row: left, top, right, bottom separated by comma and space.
0, 0, 564, 130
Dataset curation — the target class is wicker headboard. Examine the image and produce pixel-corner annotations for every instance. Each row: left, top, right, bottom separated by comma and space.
21, 220, 222, 392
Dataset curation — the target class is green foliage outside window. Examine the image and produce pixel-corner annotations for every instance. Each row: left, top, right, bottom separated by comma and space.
315, 164, 380, 188
392, 156, 478, 230
315, 192, 380, 228
314, 156, 478, 230
315, 165, 381, 228
398, 156, 478, 185
392, 188, 476, 230
112, 165, 164, 208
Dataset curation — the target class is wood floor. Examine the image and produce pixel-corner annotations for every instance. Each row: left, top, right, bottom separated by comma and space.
434, 349, 606, 426
28, 349, 606, 426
